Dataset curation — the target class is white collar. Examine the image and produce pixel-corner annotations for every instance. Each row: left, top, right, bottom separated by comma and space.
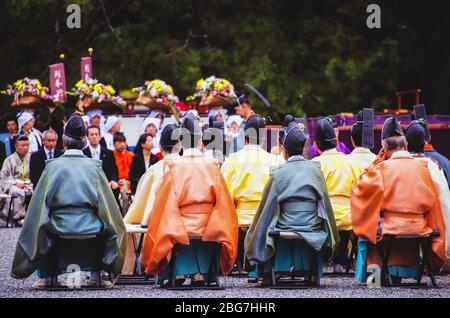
14, 152, 29, 162
64, 149, 84, 156
351, 147, 372, 154
204, 149, 214, 158
322, 148, 339, 155
391, 150, 412, 159
244, 144, 263, 151
182, 148, 203, 157
165, 153, 180, 161
89, 144, 101, 151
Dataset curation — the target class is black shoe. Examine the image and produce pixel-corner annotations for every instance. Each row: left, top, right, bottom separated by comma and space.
190, 273, 205, 286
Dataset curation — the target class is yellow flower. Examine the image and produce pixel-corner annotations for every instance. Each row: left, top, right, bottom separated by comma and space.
94, 84, 102, 93
75, 80, 84, 88
107, 85, 116, 95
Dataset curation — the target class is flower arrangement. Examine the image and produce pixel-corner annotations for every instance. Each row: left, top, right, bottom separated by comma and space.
133, 79, 179, 110
187, 76, 236, 107
1, 78, 53, 107
72, 78, 125, 108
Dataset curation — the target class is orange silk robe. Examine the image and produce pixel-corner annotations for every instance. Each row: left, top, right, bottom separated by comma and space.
141, 154, 238, 276
351, 153, 446, 268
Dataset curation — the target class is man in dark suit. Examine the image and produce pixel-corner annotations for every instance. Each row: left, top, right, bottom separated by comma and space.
29, 129, 63, 187
83, 125, 119, 189
0, 118, 18, 157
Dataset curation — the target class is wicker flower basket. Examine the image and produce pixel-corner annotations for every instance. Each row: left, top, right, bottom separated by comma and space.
11, 95, 49, 108
77, 96, 114, 109
135, 95, 170, 111
199, 95, 231, 108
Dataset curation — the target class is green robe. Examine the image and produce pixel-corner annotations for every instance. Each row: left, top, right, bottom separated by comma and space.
245, 156, 340, 267
11, 149, 126, 279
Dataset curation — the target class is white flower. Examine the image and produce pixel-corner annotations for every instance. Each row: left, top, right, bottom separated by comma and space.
162, 84, 168, 95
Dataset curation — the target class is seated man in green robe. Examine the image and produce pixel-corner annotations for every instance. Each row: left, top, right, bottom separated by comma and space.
245, 118, 339, 285
11, 113, 126, 289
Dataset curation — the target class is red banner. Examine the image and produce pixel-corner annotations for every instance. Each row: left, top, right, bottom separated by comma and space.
80, 56, 93, 82
49, 63, 67, 103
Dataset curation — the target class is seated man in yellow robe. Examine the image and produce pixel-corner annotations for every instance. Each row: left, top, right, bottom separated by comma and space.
221, 114, 282, 278
347, 109, 376, 171
312, 118, 361, 272
221, 114, 281, 227
121, 124, 181, 275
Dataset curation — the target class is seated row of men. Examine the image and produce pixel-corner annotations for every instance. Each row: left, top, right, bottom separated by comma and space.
9, 108, 450, 288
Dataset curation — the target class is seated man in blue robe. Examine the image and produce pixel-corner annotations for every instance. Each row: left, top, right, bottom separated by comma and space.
245, 118, 339, 285
11, 113, 126, 289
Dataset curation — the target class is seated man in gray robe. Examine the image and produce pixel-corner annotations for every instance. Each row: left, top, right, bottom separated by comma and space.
11, 113, 126, 289
245, 118, 339, 285
0, 135, 33, 227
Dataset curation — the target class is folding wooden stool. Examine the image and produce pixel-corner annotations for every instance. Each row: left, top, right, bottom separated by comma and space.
323, 230, 357, 277
230, 226, 249, 277
46, 233, 110, 290
115, 224, 155, 285
376, 233, 439, 288
0, 194, 15, 228
263, 231, 321, 289
165, 237, 224, 290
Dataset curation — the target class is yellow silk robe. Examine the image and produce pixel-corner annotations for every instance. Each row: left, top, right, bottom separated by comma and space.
313, 148, 361, 231
121, 153, 180, 275
124, 153, 180, 225
346, 147, 376, 171
221, 144, 283, 227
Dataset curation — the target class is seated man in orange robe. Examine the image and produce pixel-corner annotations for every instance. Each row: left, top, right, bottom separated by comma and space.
351, 117, 446, 284
141, 112, 238, 287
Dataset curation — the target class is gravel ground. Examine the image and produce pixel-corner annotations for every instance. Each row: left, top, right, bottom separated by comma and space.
1, 228, 449, 298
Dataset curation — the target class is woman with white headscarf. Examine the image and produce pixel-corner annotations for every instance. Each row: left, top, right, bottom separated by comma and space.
100, 116, 120, 151
225, 115, 243, 154
18, 112, 42, 153
133, 117, 163, 159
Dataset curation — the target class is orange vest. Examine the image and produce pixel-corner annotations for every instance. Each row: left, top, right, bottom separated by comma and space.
114, 150, 134, 180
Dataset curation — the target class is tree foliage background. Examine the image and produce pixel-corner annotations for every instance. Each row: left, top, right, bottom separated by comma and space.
1, 0, 450, 119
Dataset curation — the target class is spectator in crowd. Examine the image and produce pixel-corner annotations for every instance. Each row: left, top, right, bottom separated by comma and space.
29, 130, 63, 186
129, 133, 159, 195
0, 118, 19, 157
